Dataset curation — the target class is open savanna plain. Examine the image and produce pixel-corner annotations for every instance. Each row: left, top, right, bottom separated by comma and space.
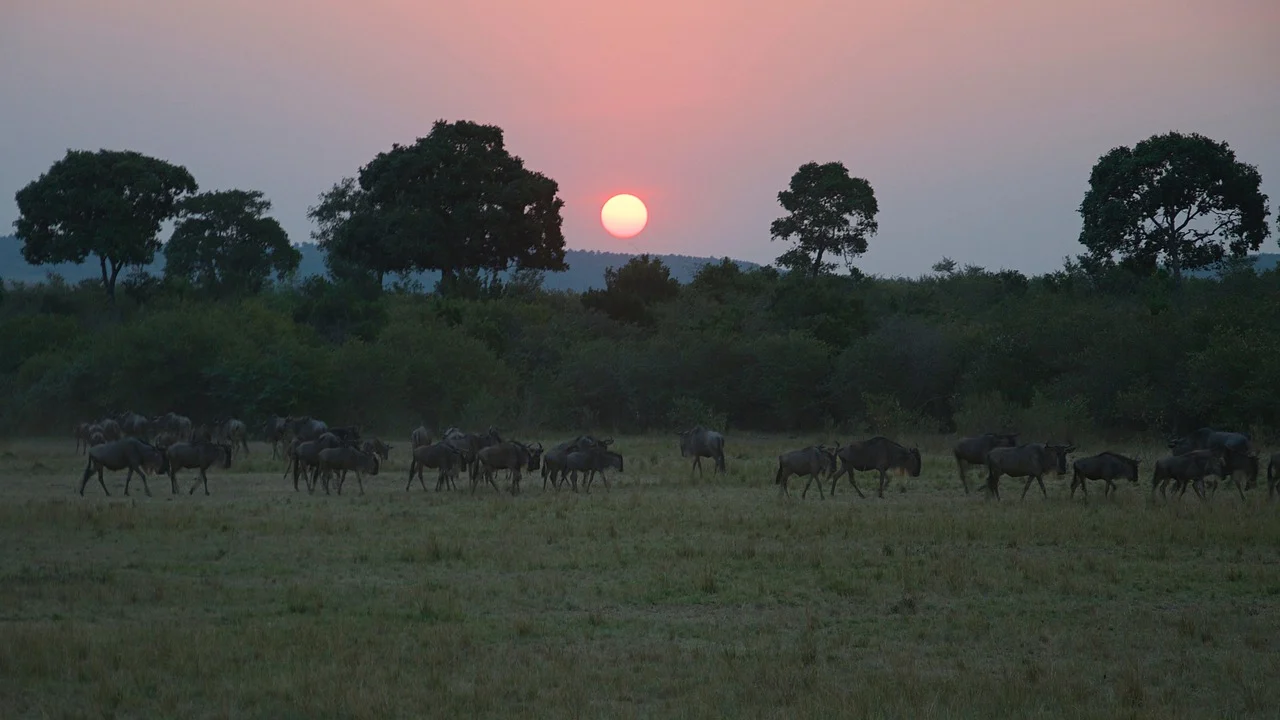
1, 434, 1279, 719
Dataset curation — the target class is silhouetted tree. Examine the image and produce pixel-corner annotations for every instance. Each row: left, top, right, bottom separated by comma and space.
582, 254, 680, 326
309, 120, 567, 293
770, 162, 879, 277
14, 149, 197, 301
165, 189, 300, 297
1078, 131, 1271, 283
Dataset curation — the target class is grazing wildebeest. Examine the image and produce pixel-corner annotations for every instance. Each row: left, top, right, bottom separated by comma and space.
165, 442, 233, 496
262, 415, 289, 459
407, 442, 466, 492
953, 433, 1018, 494
829, 436, 923, 498
316, 446, 381, 495
775, 446, 837, 499
475, 440, 541, 495
79, 438, 169, 497
678, 426, 726, 475
1070, 452, 1140, 499
542, 435, 609, 491
215, 418, 250, 456
1169, 427, 1257, 497
564, 446, 624, 493
362, 438, 393, 461
1152, 450, 1224, 501
984, 442, 1075, 500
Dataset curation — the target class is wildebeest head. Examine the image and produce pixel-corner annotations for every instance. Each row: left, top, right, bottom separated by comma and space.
1043, 443, 1076, 474
218, 443, 233, 469
905, 447, 923, 477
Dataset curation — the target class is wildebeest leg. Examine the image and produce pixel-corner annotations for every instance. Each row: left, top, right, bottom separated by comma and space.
131, 467, 152, 497
986, 472, 1001, 500
406, 461, 416, 492
877, 469, 890, 498
599, 471, 611, 491
956, 459, 971, 494
692, 456, 702, 476
354, 471, 365, 496
1020, 476, 1036, 500
486, 469, 501, 494
1036, 475, 1048, 499
79, 459, 105, 496
1231, 474, 1246, 502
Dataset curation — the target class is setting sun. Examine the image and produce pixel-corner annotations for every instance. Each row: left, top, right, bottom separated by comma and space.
600, 193, 648, 239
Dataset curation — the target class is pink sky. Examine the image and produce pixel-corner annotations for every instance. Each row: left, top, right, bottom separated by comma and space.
2, 0, 1278, 275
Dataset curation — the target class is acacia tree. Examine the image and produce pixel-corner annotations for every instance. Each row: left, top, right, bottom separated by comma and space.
164, 189, 301, 297
770, 162, 879, 277
14, 149, 198, 301
308, 120, 567, 293
1078, 131, 1271, 283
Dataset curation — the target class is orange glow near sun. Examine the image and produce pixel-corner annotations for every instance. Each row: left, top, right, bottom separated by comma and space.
601, 194, 648, 239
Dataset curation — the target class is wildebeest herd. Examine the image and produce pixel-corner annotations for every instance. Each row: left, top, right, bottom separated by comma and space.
66, 413, 1278, 503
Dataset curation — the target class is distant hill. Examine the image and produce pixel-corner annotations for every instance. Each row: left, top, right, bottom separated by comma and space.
0, 235, 760, 292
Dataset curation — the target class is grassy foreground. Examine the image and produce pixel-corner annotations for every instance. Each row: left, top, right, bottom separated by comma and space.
1, 434, 1278, 719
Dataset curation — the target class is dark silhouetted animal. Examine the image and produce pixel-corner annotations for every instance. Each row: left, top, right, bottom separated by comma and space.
678, 426, 725, 475
1152, 450, 1223, 501
953, 433, 1018, 493
1169, 428, 1257, 496
775, 446, 837, 498
316, 446, 381, 495
165, 442, 233, 496
829, 436, 922, 498
79, 438, 169, 497
475, 440, 541, 495
984, 442, 1075, 500
407, 442, 466, 491
362, 438, 392, 461
564, 446, 624, 492
1070, 452, 1140, 499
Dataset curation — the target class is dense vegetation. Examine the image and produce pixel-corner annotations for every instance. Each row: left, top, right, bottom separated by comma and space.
4, 127, 1276, 441
4, 255, 1280, 442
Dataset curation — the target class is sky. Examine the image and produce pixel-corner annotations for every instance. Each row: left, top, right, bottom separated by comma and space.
2, 0, 1278, 277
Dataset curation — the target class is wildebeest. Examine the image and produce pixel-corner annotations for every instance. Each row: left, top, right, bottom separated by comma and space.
1069, 452, 1140, 499
445, 426, 504, 478
410, 426, 433, 450
165, 441, 233, 495
984, 442, 1075, 500
564, 446, 624, 493
153, 412, 193, 444
118, 411, 151, 438
100, 419, 123, 442
407, 441, 466, 492
78, 438, 169, 497
1267, 452, 1280, 500
1169, 427, 1257, 496
286, 416, 329, 443
542, 435, 609, 491
327, 425, 362, 444
677, 426, 726, 475
316, 446, 381, 495
829, 436, 922, 498
475, 440, 542, 495
1152, 450, 1224, 501
284, 434, 347, 492
775, 446, 837, 498
362, 438, 393, 461
74, 422, 100, 455
215, 418, 250, 456
262, 415, 289, 459
953, 432, 1018, 494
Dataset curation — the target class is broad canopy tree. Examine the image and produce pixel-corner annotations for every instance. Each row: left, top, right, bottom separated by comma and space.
164, 189, 301, 297
770, 161, 879, 277
308, 120, 568, 293
14, 149, 198, 301
582, 254, 681, 326
1078, 131, 1271, 282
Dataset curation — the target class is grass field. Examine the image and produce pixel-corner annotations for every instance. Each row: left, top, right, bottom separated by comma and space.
2, 434, 1278, 719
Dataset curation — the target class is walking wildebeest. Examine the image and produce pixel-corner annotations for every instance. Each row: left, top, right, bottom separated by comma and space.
362, 438, 393, 461
1151, 450, 1224, 501
984, 442, 1075, 500
678, 426, 726, 475
1070, 452, 1140, 499
829, 436, 922, 498
406, 442, 466, 492
542, 435, 610, 491
476, 440, 541, 495
775, 446, 837, 499
1267, 452, 1280, 500
79, 438, 169, 497
564, 446, 624, 493
165, 441, 233, 496
953, 432, 1018, 494
262, 415, 289, 459
1169, 428, 1257, 497
316, 446, 381, 495
445, 427, 504, 478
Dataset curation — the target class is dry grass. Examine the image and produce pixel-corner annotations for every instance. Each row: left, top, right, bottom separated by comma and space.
1, 434, 1278, 719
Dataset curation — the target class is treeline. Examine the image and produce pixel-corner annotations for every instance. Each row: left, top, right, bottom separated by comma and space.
4, 257, 1280, 442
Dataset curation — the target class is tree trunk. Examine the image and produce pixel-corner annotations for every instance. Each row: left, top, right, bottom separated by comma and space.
98, 256, 112, 301
811, 248, 826, 278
